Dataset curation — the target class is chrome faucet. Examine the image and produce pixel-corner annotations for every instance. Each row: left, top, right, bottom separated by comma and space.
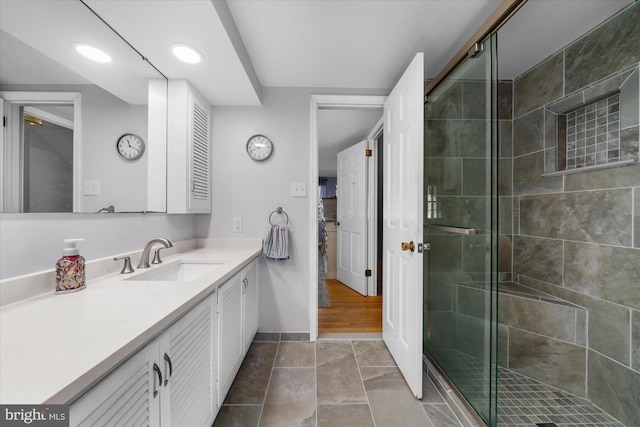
137, 238, 173, 268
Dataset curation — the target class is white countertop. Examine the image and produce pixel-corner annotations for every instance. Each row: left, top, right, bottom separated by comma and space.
0, 239, 262, 404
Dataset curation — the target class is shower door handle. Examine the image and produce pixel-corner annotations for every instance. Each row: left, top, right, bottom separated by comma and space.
425, 224, 481, 235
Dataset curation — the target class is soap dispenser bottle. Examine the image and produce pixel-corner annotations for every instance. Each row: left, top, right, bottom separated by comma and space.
55, 238, 86, 293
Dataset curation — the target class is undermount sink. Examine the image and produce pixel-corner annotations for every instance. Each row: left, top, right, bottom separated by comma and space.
128, 262, 222, 282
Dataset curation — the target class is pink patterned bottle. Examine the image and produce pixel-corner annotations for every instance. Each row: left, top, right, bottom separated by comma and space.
55, 238, 86, 293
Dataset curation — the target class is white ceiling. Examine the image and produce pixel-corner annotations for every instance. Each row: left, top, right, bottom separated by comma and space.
227, 0, 502, 88
318, 108, 382, 176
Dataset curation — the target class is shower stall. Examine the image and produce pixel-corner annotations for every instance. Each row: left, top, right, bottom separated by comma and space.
422, 2, 640, 426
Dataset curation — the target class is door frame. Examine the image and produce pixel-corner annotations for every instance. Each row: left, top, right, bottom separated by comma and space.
309, 94, 386, 341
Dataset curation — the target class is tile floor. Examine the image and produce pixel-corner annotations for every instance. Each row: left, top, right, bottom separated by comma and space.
213, 339, 461, 427
213, 339, 626, 427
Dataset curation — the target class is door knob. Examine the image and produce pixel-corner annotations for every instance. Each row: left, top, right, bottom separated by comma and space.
401, 241, 415, 252
336, 221, 340, 226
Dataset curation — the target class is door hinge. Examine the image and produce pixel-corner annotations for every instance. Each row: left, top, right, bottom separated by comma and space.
365, 149, 372, 157
365, 269, 372, 277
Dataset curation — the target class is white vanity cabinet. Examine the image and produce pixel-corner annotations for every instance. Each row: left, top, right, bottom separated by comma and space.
167, 80, 212, 214
217, 258, 259, 405
68, 256, 260, 427
217, 273, 243, 404
242, 260, 259, 353
70, 294, 218, 427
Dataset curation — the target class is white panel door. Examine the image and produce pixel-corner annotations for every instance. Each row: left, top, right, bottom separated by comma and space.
336, 140, 368, 296
382, 52, 424, 398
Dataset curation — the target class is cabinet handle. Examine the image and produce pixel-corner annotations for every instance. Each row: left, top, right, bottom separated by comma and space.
152, 363, 162, 398
163, 353, 173, 386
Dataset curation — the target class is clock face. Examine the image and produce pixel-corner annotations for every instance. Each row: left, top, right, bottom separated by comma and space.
116, 134, 145, 160
246, 135, 273, 161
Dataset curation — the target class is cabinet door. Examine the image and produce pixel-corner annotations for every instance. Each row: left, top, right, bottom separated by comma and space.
217, 274, 243, 404
242, 260, 259, 353
188, 91, 211, 212
162, 294, 215, 427
167, 80, 212, 214
69, 342, 160, 427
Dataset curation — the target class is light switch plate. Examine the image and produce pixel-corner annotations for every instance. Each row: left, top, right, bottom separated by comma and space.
291, 182, 307, 198
84, 180, 100, 196
232, 216, 243, 232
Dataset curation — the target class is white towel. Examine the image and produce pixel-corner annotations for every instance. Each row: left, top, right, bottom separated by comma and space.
263, 224, 289, 260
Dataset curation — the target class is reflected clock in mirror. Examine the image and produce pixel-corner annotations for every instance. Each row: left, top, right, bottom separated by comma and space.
116, 133, 146, 161
0, 0, 167, 213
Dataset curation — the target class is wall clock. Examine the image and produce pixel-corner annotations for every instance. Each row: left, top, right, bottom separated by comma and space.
116, 133, 145, 160
246, 134, 273, 161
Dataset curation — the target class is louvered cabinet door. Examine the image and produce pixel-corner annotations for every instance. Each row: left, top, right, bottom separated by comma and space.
69, 342, 160, 427
188, 91, 211, 212
162, 294, 216, 427
242, 260, 259, 354
167, 80, 212, 214
217, 273, 243, 405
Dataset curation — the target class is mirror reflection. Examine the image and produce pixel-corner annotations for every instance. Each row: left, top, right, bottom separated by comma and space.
0, 0, 167, 213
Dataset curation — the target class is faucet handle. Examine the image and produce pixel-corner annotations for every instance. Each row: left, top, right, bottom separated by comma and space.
152, 248, 165, 265
114, 256, 135, 274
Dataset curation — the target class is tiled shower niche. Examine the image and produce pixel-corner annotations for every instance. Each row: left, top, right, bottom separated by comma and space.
545, 66, 640, 175
564, 93, 620, 169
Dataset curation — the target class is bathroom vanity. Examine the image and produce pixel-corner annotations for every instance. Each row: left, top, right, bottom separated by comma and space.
0, 238, 261, 426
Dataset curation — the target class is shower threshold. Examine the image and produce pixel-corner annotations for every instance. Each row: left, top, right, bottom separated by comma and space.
424, 350, 625, 427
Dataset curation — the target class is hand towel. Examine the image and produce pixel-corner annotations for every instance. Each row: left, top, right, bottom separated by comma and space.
263, 224, 289, 260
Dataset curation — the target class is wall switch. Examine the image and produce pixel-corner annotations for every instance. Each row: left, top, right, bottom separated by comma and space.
232, 216, 243, 232
291, 182, 307, 198
84, 180, 100, 196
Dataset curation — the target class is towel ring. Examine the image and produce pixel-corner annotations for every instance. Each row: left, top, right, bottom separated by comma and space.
269, 207, 289, 225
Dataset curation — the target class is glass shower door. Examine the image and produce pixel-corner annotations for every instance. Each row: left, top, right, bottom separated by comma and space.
423, 34, 498, 425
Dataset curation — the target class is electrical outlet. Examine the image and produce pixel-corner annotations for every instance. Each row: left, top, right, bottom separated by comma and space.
291, 182, 307, 198
232, 216, 243, 232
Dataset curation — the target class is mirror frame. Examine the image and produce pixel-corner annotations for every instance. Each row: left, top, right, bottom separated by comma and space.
0, 91, 82, 213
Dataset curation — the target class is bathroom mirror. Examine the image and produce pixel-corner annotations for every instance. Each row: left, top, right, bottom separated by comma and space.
0, 0, 167, 213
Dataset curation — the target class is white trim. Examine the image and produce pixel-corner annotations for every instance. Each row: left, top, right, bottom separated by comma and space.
0, 91, 82, 212
309, 94, 386, 342
366, 116, 384, 296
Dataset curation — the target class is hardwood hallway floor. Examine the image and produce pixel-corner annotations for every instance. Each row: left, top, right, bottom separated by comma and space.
318, 279, 382, 333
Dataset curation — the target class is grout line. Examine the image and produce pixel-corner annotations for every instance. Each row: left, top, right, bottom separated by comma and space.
351, 340, 378, 427
256, 340, 280, 426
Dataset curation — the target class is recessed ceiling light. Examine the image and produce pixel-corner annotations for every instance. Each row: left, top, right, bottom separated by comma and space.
74, 43, 111, 63
170, 44, 202, 64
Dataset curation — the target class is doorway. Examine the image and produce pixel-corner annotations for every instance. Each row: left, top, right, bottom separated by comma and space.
308, 95, 386, 340
318, 126, 384, 334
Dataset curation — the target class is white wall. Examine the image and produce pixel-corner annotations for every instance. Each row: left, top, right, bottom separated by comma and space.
0, 213, 197, 279
195, 86, 387, 333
